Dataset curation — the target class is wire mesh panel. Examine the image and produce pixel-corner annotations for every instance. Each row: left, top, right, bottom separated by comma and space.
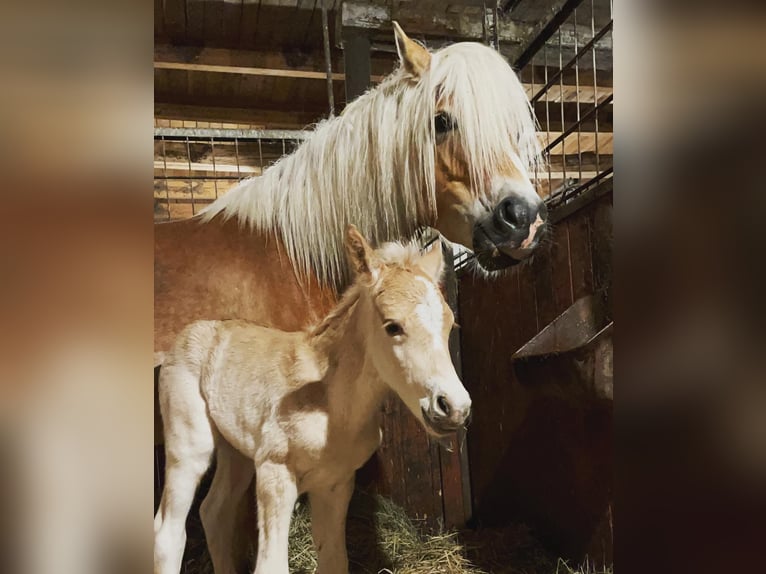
454, 0, 613, 273
154, 128, 307, 222
521, 0, 613, 211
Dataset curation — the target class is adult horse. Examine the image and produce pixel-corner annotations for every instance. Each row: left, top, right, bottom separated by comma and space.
155, 23, 547, 364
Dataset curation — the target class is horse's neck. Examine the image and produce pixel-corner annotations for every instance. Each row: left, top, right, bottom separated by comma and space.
310, 293, 387, 433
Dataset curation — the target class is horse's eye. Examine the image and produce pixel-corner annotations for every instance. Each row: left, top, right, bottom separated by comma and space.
384, 322, 404, 337
434, 112, 455, 135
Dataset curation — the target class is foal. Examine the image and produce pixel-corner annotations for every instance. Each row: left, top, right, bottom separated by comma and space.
154, 225, 471, 574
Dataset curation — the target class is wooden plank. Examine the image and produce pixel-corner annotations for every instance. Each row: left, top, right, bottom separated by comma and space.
185, 0, 205, 43
222, 0, 244, 48
589, 196, 613, 295
566, 211, 595, 301
154, 102, 321, 129
534, 101, 613, 133
163, 0, 187, 41
154, 44, 389, 82
239, 0, 261, 48
203, 0, 226, 44
549, 218, 574, 317
516, 266, 539, 348
154, 0, 165, 38
531, 243, 557, 329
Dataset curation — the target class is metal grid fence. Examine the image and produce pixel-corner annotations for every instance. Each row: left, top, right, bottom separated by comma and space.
154, 128, 307, 221
519, 0, 613, 211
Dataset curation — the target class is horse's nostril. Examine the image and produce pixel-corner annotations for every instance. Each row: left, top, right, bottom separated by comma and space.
500, 198, 528, 228
436, 395, 451, 417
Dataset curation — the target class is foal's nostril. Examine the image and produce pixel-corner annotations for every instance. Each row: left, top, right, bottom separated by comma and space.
435, 395, 451, 418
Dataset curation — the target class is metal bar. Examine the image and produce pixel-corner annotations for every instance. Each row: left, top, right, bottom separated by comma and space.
591, 0, 601, 173
186, 137, 195, 215
542, 93, 612, 155
483, 1, 499, 51
530, 19, 613, 104
161, 136, 170, 221
234, 137, 242, 179
573, 7, 583, 183
547, 166, 613, 212
558, 26, 567, 184
544, 44, 552, 195
321, 0, 335, 116
548, 169, 613, 223
210, 138, 219, 198
514, 0, 585, 70
154, 128, 308, 140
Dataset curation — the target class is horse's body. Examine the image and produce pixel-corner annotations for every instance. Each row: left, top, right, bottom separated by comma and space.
154, 228, 470, 574
154, 217, 335, 358
154, 24, 547, 365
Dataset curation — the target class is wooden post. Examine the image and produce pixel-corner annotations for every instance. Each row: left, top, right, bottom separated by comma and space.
342, 28, 372, 103
441, 241, 473, 528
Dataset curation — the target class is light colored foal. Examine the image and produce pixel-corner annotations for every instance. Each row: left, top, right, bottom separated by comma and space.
154, 226, 471, 574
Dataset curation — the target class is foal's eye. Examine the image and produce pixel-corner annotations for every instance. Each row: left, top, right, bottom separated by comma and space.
434, 112, 456, 135
384, 322, 404, 337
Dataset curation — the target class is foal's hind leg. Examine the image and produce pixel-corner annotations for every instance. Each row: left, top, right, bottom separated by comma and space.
200, 438, 254, 574
154, 365, 215, 574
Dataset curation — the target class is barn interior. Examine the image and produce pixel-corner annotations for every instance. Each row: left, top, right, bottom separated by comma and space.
154, 1, 614, 572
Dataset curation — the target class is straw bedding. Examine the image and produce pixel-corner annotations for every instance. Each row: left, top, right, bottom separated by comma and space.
179, 489, 612, 574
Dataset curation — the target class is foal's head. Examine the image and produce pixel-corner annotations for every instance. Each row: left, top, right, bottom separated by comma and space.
345, 226, 471, 437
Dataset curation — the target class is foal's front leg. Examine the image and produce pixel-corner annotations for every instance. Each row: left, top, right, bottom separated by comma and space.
253, 461, 298, 574
309, 475, 355, 574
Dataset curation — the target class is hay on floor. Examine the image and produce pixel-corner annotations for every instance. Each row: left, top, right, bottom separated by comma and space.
180, 489, 612, 574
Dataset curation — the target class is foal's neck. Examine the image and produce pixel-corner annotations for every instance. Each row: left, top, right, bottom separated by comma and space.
309, 285, 387, 428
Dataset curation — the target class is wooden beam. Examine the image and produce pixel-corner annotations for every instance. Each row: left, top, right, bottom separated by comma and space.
154, 103, 324, 129
154, 44, 390, 82
343, 29, 372, 103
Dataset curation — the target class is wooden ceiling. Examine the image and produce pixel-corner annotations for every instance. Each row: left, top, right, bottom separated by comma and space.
154, 0, 613, 128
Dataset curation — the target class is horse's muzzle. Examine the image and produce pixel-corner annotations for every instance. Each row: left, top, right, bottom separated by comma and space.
472, 196, 548, 271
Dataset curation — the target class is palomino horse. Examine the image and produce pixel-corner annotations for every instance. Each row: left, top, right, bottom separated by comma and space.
154, 23, 547, 362
154, 226, 471, 574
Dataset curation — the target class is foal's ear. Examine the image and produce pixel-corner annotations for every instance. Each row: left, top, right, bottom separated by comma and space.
345, 225, 381, 279
393, 21, 431, 77
417, 241, 445, 284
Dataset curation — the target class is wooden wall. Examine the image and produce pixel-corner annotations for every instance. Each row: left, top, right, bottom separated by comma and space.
458, 185, 613, 563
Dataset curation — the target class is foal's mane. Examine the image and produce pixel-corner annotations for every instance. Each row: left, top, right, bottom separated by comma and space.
202, 42, 540, 291
309, 241, 423, 342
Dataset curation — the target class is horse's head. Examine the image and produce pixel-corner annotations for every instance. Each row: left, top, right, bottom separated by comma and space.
345, 225, 471, 437
394, 23, 548, 271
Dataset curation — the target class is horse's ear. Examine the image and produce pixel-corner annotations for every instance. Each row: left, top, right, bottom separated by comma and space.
345, 225, 381, 279
393, 21, 431, 77
417, 240, 445, 284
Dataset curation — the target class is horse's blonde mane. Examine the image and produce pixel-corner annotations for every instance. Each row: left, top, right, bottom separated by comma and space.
202, 41, 540, 290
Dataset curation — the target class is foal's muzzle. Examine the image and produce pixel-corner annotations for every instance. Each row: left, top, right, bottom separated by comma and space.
472, 194, 548, 271
421, 395, 472, 436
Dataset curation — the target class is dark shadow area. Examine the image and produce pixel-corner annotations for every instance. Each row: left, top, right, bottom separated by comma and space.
472, 396, 613, 566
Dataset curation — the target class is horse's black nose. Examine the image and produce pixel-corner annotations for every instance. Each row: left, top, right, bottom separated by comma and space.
497, 196, 531, 230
